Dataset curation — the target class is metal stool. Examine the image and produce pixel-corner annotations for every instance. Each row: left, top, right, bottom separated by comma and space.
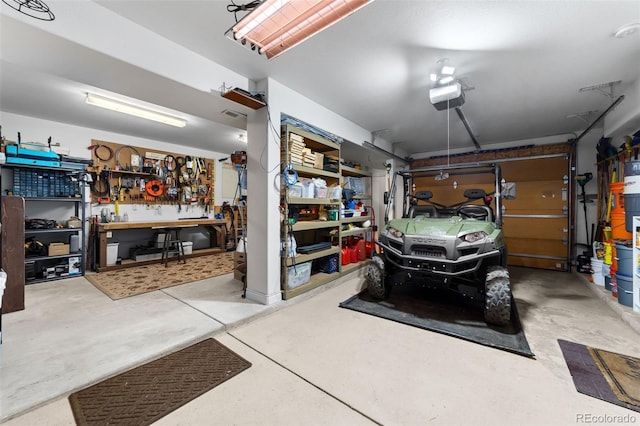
160, 227, 186, 267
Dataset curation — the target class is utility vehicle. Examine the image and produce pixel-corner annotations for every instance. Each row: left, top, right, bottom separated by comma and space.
366, 163, 512, 325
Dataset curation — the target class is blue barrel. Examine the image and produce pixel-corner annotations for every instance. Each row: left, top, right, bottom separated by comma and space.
615, 243, 633, 277
615, 273, 633, 307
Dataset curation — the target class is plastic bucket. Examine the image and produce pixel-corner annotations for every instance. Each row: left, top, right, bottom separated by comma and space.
615, 273, 633, 307
611, 211, 632, 240
590, 257, 604, 286
614, 243, 633, 277
107, 243, 119, 265
610, 182, 625, 213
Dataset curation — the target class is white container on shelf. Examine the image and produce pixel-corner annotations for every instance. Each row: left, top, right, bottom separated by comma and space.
301, 180, 315, 198
287, 261, 311, 289
107, 243, 119, 265
182, 241, 193, 255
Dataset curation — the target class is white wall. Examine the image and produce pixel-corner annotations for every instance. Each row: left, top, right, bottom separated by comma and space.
1, 111, 231, 221
244, 77, 375, 304
575, 131, 600, 251
605, 77, 640, 140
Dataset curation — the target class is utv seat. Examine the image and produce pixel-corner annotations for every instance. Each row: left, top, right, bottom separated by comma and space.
457, 205, 493, 222
408, 205, 439, 218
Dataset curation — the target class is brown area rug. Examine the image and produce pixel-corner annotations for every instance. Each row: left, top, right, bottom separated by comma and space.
86, 252, 235, 300
69, 338, 251, 426
558, 339, 640, 412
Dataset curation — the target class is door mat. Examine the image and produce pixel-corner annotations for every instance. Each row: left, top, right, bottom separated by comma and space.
85, 252, 235, 300
339, 285, 534, 358
68, 338, 252, 426
558, 339, 640, 412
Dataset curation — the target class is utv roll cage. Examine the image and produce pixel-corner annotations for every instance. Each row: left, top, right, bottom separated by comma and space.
384, 163, 504, 228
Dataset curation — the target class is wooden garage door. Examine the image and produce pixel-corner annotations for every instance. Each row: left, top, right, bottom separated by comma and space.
412, 155, 570, 271
501, 156, 570, 270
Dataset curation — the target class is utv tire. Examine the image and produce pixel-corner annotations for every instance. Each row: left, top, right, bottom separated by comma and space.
366, 255, 390, 299
484, 266, 511, 326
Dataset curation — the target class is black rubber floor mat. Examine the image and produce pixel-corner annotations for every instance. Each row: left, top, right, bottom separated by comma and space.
558, 339, 640, 412
340, 285, 534, 357
69, 339, 252, 425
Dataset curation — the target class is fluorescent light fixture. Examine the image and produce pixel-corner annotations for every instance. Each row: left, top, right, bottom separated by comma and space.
228, 0, 374, 59
438, 75, 455, 85
441, 65, 455, 75
614, 22, 640, 38
85, 93, 186, 128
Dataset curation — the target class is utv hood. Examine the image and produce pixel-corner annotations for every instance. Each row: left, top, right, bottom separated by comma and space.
387, 216, 495, 237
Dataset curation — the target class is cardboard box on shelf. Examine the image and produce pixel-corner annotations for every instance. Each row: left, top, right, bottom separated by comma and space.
314, 152, 324, 169
48, 243, 70, 256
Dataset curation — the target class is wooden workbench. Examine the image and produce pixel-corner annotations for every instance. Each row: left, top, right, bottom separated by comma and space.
96, 218, 227, 272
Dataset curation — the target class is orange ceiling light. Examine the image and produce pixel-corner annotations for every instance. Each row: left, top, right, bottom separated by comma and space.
228, 0, 374, 59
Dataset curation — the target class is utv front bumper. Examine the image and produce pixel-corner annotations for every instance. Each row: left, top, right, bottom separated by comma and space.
377, 238, 502, 277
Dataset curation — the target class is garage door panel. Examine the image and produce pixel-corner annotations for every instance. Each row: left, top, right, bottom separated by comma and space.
506, 237, 567, 257
501, 157, 568, 181
413, 154, 570, 272
412, 180, 494, 208
508, 256, 566, 270
505, 210, 566, 216
503, 218, 568, 240
502, 181, 567, 211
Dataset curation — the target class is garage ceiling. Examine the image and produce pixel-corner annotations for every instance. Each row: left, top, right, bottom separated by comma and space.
1, 0, 639, 158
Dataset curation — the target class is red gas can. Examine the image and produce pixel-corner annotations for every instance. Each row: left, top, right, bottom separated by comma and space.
356, 238, 366, 261
350, 245, 359, 263
341, 245, 351, 265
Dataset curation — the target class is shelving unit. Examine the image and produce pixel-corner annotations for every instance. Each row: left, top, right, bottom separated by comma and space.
280, 125, 341, 299
339, 164, 373, 272
1, 164, 87, 284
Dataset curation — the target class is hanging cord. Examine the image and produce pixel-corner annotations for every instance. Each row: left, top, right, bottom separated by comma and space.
259, 104, 285, 173
447, 90, 450, 168
88, 144, 114, 162
226, 0, 261, 22
114, 144, 141, 171
282, 164, 299, 186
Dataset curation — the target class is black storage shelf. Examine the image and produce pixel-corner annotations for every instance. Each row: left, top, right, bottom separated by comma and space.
1, 163, 87, 285
25, 228, 82, 235
25, 252, 83, 262
26, 274, 83, 285
21, 197, 82, 202
0, 163, 85, 173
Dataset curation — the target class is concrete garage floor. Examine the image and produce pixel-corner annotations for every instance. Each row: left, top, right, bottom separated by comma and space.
1, 266, 639, 425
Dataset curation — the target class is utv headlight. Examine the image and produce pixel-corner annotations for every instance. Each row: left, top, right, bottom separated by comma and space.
387, 227, 404, 238
462, 231, 487, 243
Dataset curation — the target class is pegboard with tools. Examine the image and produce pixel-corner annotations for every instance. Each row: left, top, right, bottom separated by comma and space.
87, 139, 215, 211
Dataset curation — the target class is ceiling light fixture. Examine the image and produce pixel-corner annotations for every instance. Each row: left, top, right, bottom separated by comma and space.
614, 22, 640, 38
85, 93, 186, 128
440, 65, 455, 75
226, 0, 374, 60
430, 58, 458, 87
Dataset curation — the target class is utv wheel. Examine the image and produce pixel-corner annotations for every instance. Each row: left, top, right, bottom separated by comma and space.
484, 266, 511, 326
366, 255, 390, 299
